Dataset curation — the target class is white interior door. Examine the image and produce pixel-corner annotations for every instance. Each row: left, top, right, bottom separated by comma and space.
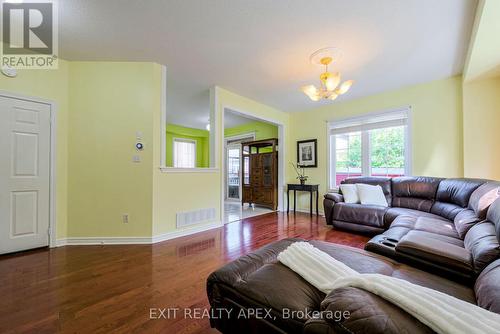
0, 95, 51, 254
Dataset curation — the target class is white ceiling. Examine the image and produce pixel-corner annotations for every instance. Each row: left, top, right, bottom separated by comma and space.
58, 0, 477, 128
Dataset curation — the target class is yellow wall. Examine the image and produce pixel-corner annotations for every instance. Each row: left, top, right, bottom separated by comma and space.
0, 61, 69, 238
463, 77, 500, 179
225, 120, 278, 140
67, 62, 162, 237
463, 0, 500, 82
462, 0, 500, 180
2, 52, 494, 239
0, 61, 288, 240
289, 76, 464, 212
152, 86, 289, 236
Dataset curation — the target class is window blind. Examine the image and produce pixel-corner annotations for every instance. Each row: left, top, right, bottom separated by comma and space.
173, 139, 196, 168
329, 108, 409, 135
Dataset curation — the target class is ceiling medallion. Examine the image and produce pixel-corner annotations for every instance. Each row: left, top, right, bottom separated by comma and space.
301, 47, 353, 101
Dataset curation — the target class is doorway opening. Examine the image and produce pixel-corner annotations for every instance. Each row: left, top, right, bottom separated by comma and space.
222, 108, 283, 224
225, 133, 255, 202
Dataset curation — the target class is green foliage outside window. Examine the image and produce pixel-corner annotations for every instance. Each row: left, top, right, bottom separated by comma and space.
336, 135, 361, 169
335, 126, 405, 169
370, 127, 405, 168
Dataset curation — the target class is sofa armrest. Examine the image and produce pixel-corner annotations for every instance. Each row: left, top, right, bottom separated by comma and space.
207, 238, 303, 305
324, 193, 344, 203
323, 193, 344, 226
318, 287, 434, 334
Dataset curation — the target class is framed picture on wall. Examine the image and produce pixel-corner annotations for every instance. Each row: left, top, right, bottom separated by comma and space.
297, 139, 317, 168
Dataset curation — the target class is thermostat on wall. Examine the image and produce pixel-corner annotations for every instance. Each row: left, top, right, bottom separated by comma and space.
1, 65, 17, 78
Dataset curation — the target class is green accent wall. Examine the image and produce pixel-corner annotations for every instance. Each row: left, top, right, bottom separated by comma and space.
225, 120, 278, 140
166, 124, 209, 167
225, 120, 278, 153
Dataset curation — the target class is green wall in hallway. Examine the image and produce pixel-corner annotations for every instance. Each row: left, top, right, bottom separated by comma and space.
166, 124, 209, 167
224, 120, 278, 140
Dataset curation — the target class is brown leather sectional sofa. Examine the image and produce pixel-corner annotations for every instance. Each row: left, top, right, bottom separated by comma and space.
206, 176, 500, 333
323, 176, 500, 281
207, 237, 500, 333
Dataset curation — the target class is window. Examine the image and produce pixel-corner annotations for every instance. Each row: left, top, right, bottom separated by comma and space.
227, 147, 240, 199
328, 108, 411, 189
173, 139, 196, 168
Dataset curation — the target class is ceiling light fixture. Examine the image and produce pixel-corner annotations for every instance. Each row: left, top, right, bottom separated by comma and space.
301, 47, 353, 102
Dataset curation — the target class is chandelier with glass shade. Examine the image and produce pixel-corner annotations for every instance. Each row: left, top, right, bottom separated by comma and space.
301, 47, 353, 101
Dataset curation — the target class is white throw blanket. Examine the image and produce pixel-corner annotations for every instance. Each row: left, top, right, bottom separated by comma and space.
277, 242, 500, 334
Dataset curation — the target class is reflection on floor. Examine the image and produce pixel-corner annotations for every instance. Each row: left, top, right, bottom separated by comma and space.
0, 212, 369, 333
224, 200, 274, 224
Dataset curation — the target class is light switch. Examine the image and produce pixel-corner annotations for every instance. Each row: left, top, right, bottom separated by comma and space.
132, 155, 141, 163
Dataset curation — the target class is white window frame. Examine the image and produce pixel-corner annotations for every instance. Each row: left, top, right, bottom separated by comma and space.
327, 107, 412, 191
173, 138, 197, 168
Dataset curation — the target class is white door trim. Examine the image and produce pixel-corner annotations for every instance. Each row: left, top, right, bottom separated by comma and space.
0, 90, 57, 249
220, 105, 286, 223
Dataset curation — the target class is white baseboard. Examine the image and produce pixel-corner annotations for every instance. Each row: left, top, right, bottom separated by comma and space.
55, 236, 152, 246
56, 221, 223, 247
152, 221, 222, 243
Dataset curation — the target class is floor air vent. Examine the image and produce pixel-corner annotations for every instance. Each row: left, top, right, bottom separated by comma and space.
176, 208, 216, 228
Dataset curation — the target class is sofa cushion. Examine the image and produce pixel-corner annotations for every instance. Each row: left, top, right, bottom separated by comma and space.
464, 221, 500, 274
454, 209, 482, 239
404, 230, 465, 247
391, 176, 441, 212
383, 216, 463, 245
413, 217, 460, 239
486, 197, 500, 241
333, 202, 388, 228
390, 215, 418, 230
475, 259, 500, 313
339, 184, 359, 203
342, 177, 392, 206
435, 178, 485, 207
468, 181, 500, 219
320, 287, 435, 334
357, 184, 388, 206
385, 207, 447, 226
430, 202, 466, 221
396, 231, 473, 273
431, 178, 485, 220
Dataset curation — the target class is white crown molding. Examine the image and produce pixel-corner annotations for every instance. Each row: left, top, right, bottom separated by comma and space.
56, 221, 222, 247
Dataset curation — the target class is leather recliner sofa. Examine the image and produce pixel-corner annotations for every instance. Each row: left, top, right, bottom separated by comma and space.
323, 176, 500, 280
207, 236, 500, 333
206, 178, 500, 333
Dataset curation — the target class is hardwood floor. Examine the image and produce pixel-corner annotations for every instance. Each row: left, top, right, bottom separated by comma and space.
0, 212, 369, 334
